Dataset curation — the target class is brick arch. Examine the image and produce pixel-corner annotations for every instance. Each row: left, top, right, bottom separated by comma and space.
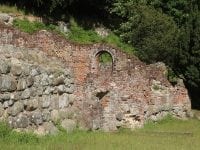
94, 49, 115, 62
91, 46, 116, 74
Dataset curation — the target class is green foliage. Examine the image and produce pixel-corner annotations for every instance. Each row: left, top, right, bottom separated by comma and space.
13, 19, 57, 34
111, 2, 179, 64
67, 18, 134, 54
110, 0, 200, 94
167, 68, 179, 85
99, 52, 113, 64
104, 33, 134, 54
175, 0, 200, 88
67, 19, 102, 44
152, 84, 160, 91
147, 0, 190, 26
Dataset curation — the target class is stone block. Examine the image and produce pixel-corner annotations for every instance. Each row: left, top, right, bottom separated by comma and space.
0, 60, 10, 74
59, 93, 69, 109
50, 110, 60, 123
30, 87, 37, 97
11, 65, 23, 76
43, 86, 54, 95
31, 68, 40, 76
8, 115, 29, 128
37, 86, 44, 96
64, 78, 74, 85
116, 113, 124, 121
3, 101, 9, 109
40, 73, 50, 86
65, 85, 74, 94
21, 89, 31, 99
36, 122, 58, 135
10, 92, 21, 101
8, 99, 14, 106
17, 79, 27, 91
53, 75, 65, 86
26, 76, 34, 87
40, 95, 51, 109
0, 94, 10, 102
8, 101, 24, 116
0, 13, 13, 25
33, 76, 41, 87
26, 98, 38, 111
30, 111, 43, 126
0, 13, 10, 23
61, 119, 76, 133
50, 95, 59, 110
0, 76, 17, 92
68, 94, 76, 105
56, 85, 66, 95
42, 110, 51, 122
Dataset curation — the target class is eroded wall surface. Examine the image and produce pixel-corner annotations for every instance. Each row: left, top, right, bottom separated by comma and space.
0, 23, 191, 132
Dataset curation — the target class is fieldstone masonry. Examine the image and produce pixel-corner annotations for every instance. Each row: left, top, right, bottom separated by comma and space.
0, 22, 191, 133
0, 46, 77, 134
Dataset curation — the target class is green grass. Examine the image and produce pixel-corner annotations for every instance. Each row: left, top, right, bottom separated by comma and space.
0, 116, 200, 150
68, 19, 134, 54
0, 122, 39, 144
103, 33, 134, 55
13, 18, 134, 55
0, 4, 24, 14
13, 19, 57, 34
67, 19, 102, 44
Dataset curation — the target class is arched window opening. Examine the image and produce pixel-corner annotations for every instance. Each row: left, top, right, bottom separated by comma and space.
95, 51, 113, 75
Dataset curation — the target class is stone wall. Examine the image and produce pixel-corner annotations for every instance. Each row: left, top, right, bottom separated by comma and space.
0, 46, 77, 134
0, 23, 191, 133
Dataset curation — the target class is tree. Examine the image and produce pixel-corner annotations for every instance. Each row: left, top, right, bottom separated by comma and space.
146, 0, 190, 26
111, 1, 179, 64
177, 0, 200, 87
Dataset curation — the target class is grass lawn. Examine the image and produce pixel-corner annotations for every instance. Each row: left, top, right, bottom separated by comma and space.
0, 116, 199, 150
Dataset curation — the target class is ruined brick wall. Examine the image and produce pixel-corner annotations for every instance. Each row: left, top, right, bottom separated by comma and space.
0, 23, 191, 132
